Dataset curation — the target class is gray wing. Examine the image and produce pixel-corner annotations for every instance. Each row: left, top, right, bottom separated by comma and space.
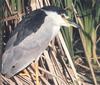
1, 40, 43, 78
1, 30, 50, 78
1, 9, 47, 78
5, 33, 18, 50
5, 9, 46, 49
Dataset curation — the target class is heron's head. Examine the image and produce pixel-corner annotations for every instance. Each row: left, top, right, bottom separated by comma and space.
42, 6, 80, 28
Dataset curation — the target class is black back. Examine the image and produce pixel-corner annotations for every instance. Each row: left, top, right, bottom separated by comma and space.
13, 9, 47, 46
9, 6, 65, 46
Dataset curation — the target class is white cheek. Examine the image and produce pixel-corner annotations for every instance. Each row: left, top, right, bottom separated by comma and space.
45, 11, 64, 25
53, 15, 67, 26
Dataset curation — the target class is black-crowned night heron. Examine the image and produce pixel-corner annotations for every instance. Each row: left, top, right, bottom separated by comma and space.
1, 6, 79, 78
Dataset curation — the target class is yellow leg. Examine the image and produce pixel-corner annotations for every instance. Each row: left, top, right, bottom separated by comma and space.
19, 69, 30, 77
34, 63, 40, 85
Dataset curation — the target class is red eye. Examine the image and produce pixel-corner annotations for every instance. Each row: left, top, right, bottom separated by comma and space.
61, 15, 65, 18
61, 14, 66, 18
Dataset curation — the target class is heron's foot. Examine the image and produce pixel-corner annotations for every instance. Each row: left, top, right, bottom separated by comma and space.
19, 69, 30, 78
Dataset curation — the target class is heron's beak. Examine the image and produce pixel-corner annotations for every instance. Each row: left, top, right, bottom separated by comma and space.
63, 17, 80, 29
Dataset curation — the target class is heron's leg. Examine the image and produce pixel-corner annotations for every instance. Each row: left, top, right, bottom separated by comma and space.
19, 69, 30, 77
34, 62, 40, 85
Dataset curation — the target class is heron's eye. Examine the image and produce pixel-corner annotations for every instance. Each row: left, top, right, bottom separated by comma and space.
61, 14, 66, 18
61, 14, 70, 20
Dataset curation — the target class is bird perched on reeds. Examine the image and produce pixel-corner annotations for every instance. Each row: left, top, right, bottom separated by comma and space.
1, 6, 79, 78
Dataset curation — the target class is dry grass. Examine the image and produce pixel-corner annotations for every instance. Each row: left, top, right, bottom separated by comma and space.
0, 0, 99, 85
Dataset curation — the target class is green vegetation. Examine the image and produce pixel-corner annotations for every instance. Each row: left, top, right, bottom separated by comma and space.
0, 0, 100, 85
